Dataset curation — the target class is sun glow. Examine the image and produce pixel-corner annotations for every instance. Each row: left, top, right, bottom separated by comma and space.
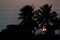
42, 27, 47, 32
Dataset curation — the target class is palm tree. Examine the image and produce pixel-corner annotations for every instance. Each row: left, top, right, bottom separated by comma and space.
18, 5, 39, 33
35, 4, 59, 35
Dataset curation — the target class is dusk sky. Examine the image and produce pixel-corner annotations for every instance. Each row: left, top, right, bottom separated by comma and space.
0, 0, 60, 31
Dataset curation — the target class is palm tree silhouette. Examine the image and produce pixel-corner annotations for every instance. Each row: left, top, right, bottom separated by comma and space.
37, 4, 52, 27
18, 5, 39, 33
35, 4, 60, 35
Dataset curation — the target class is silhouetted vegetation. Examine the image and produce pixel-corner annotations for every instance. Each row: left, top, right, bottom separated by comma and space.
36, 4, 60, 35
1, 4, 60, 40
2, 5, 39, 34
18, 5, 39, 33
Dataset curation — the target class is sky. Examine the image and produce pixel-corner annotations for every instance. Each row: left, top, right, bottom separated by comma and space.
0, 0, 60, 31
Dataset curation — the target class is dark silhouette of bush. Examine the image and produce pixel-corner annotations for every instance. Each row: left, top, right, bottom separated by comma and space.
2, 25, 18, 32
